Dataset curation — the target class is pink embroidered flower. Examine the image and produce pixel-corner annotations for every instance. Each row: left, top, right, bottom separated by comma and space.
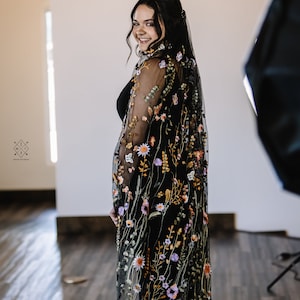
156, 203, 165, 212
160, 113, 167, 121
133, 283, 141, 293
122, 186, 129, 193
182, 195, 188, 203
198, 124, 204, 132
150, 275, 155, 281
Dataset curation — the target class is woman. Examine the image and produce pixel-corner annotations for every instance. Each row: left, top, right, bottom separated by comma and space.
111, 0, 211, 299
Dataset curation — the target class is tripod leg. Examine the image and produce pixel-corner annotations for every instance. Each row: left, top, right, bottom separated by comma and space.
267, 255, 300, 292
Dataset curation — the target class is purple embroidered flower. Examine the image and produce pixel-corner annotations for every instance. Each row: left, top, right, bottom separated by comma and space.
170, 253, 179, 262
176, 51, 183, 62
159, 60, 167, 68
124, 202, 129, 211
159, 254, 166, 260
159, 275, 165, 281
154, 158, 163, 167
164, 238, 171, 245
118, 206, 125, 216
141, 198, 149, 216
163, 282, 169, 289
167, 283, 179, 299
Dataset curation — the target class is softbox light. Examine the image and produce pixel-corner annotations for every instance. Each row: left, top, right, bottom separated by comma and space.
244, 0, 300, 195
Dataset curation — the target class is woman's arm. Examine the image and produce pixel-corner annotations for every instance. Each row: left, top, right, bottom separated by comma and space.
118, 57, 166, 189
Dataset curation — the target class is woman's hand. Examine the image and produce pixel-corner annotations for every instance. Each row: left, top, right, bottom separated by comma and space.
109, 207, 119, 227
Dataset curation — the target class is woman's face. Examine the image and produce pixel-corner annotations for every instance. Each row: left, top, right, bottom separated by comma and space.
132, 4, 164, 52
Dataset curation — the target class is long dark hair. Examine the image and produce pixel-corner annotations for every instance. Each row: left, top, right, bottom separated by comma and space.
126, 0, 195, 59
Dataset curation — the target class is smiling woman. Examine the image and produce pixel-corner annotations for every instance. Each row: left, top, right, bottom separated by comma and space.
132, 4, 163, 52
111, 0, 211, 299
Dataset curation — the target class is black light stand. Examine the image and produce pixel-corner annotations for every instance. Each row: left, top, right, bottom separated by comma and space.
267, 252, 300, 291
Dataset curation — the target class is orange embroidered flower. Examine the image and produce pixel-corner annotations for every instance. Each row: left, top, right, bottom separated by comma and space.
154, 103, 162, 115
126, 219, 134, 228
182, 195, 188, 203
191, 234, 199, 242
204, 263, 212, 278
149, 136, 156, 146
203, 211, 209, 225
194, 150, 204, 161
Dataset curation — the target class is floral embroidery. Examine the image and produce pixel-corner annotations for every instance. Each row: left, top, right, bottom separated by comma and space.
167, 284, 179, 299
125, 219, 134, 228
176, 51, 183, 62
154, 158, 162, 166
156, 203, 165, 212
137, 143, 150, 157
159, 59, 167, 68
125, 153, 133, 163
133, 283, 141, 293
113, 43, 210, 299
133, 255, 145, 271
172, 93, 179, 105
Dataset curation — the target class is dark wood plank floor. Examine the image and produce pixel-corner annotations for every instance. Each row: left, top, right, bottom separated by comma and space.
0, 199, 300, 300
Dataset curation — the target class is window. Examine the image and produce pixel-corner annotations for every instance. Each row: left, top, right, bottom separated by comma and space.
45, 11, 57, 163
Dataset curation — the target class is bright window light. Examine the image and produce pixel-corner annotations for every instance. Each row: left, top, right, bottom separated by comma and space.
45, 11, 57, 163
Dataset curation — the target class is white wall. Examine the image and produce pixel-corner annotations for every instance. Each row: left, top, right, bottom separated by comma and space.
52, 0, 300, 237
0, 0, 55, 190
191, 0, 300, 238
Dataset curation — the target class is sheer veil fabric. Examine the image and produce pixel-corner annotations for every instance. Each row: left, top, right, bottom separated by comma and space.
112, 7, 211, 299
